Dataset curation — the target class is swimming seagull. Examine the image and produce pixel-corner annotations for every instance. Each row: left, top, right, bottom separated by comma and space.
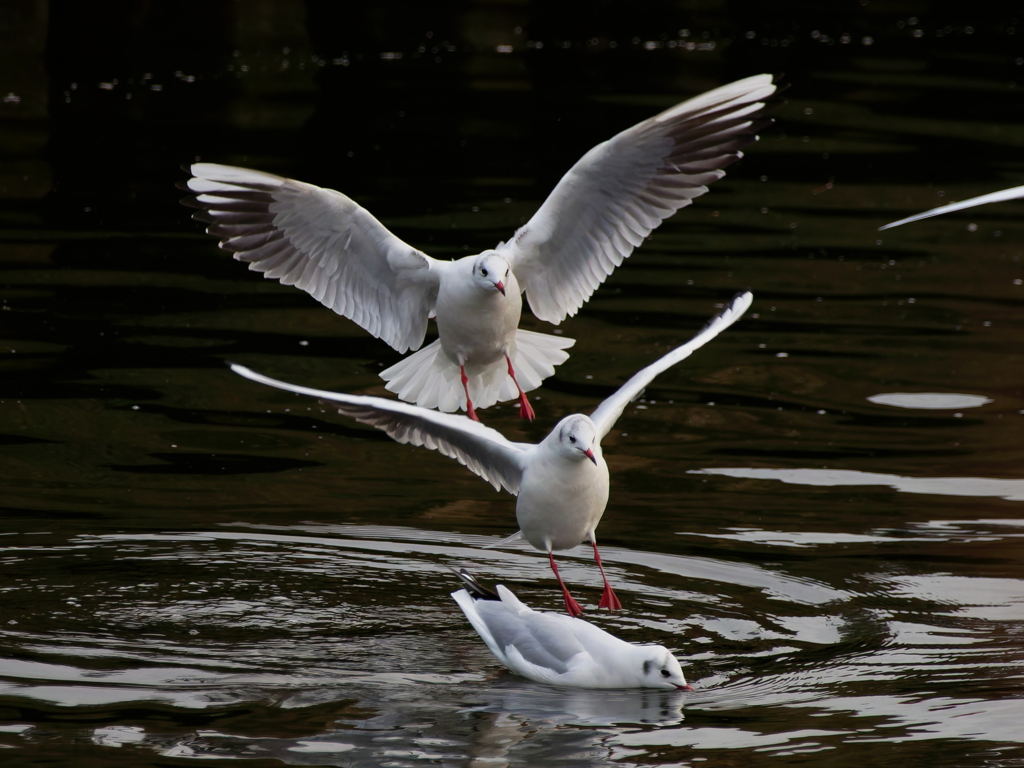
183, 75, 776, 420
879, 184, 1024, 230
229, 291, 752, 615
451, 569, 691, 690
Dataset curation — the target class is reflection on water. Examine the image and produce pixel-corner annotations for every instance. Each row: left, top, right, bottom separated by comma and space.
867, 393, 995, 410
4, 2, 1024, 767
692, 467, 1024, 501
2, 522, 1023, 765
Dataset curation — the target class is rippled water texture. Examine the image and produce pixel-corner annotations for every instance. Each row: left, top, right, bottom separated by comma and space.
2, 3, 1024, 767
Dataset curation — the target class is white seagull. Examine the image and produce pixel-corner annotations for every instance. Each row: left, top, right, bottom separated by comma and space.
879, 184, 1024, 230
451, 570, 690, 690
184, 75, 776, 421
229, 292, 752, 615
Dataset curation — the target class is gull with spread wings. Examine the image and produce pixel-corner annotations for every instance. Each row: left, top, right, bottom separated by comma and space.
184, 75, 775, 421
230, 292, 752, 616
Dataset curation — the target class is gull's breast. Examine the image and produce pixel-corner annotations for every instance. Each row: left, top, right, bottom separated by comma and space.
516, 460, 610, 552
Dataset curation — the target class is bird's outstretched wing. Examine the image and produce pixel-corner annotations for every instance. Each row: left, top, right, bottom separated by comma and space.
878, 184, 1024, 231
230, 363, 526, 493
589, 291, 753, 439
183, 164, 441, 353
501, 75, 777, 324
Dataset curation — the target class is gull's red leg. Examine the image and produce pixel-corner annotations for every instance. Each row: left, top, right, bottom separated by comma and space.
460, 364, 479, 422
548, 552, 583, 617
504, 354, 535, 421
591, 537, 622, 610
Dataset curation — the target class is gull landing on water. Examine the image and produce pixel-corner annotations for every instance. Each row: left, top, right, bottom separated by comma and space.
230, 292, 753, 616
451, 569, 691, 690
183, 75, 777, 420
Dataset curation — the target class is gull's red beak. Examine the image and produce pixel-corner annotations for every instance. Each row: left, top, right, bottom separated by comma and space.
584, 448, 596, 465
677, 684, 694, 691
495, 281, 506, 296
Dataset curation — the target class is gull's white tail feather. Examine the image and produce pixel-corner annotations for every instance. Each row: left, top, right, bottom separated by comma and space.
381, 330, 574, 413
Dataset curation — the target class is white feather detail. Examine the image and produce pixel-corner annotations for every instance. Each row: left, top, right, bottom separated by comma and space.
380, 330, 575, 413
185, 163, 441, 354
229, 363, 526, 493
879, 184, 1024, 231
589, 291, 753, 439
502, 74, 777, 324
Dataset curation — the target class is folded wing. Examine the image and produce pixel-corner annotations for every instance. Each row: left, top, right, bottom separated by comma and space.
589, 291, 753, 439
230, 363, 527, 493
502, 74, 777, 324
470, 586, 585, 674
184, 164, 440, 353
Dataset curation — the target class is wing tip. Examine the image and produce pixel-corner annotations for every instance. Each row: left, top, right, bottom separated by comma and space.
451, 567, 502, 601
726, 290, 754, 317
228, 361, 253, 376
734, 290, 754, 316
878, 213, 930, 231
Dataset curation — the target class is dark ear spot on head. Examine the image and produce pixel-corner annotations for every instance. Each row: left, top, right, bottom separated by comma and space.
643, 659, 653, 675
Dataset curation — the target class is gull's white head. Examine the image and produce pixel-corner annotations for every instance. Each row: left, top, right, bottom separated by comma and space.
552, 414, 600, 465
472, 251, 511, 296
637, 646, 690, 690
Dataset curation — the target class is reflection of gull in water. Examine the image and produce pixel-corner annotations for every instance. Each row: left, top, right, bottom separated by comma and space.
691, 467, 1024, 502
451, 570, 691, 690
152, 685, 684, 767
879, 184, 1024, 230
469, 683, 686, 726
867, 392, 993, 410
231, 292, 752, 616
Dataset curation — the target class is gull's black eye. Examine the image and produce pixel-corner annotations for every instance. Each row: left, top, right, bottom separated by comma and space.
660, 669, 670, 678
481, 268, 488, 277
569, 435, 576, 443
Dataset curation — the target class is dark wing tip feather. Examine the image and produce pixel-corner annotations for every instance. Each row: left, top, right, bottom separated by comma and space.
451, 568, 501, 601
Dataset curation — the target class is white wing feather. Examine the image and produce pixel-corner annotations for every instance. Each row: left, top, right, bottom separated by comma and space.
878, 184, 1024, 230
502, 75, 777, 324
474, 592, 584, 674
452, 586, 586, 677
229, 364, 527, 493
589, 291, 753, 439
185, 164, 441, 353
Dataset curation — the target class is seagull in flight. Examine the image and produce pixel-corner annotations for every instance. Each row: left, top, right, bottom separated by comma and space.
451, 569, 691, 690
184, 75, 776, 421
230, 292, 752, 615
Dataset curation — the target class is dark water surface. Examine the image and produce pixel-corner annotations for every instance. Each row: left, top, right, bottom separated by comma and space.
2, 3, 1024, 766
